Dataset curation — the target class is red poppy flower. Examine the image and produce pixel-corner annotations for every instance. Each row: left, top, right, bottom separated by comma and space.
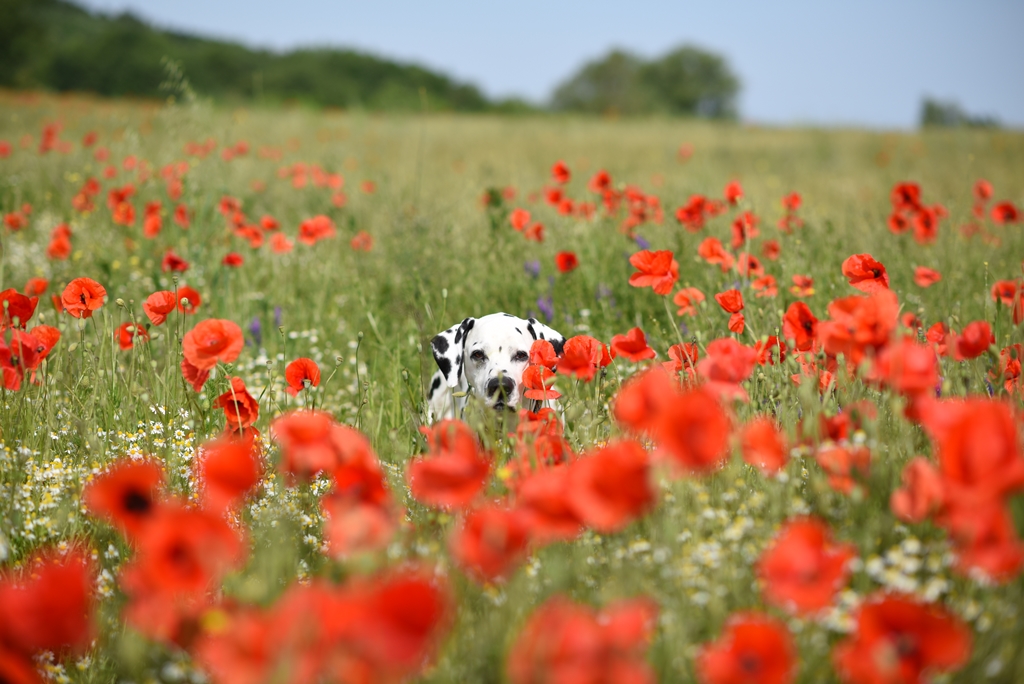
557, 335, 611, 381
714, 289, 744, 314
270, 410, 344, 481
890, 181, 921, 212
652, 387, 731, 474
449, 504, 531, 583
514, 465, 582, 545
551, 160, 570, 184
214, 377, 259, 430
762, 239, 781, 261
628, 249, 679, 295
934, 398, 1024, 513
507, 596, 658, 684
116, 322, 149, 350
727, 312, 745, 334
841, 253, 889, 293
610, 327, 656, 362
555, 251, 579, 273
524, 222, 545, 242
143, 290, 177, 326
751, 274, 776, 297
890, 456, 944, 523
973, 179, 993, 202
407, 420, 491, 510
815, 445, 871, 494
833, 593, 971, 684
666, 342, 700, 374
0, 289, 38, 328
913, 266, 941, 288
724, 180, 743, 205
951, 320, 994, 360
991, 201, 1020, 224
182, 319, 244, 371
741, 417, 788, 474
674, 287, 705, 316
697, 612, 795, 684
873, 336, 939, 399
194, 433, 264, 513
522, 364, 561, 400
757, 517, 855, 615
321, 488, 397, 560
161, 250, 189, 273
181, 357, 210, 392
82, 458, 165, 540
122, 502, 246, 604
753, 335, 787, 366
991, 279, 1020, 307
817, 290, 900, 366
23, 277, 48, 297
696, 337, 758, 401
285, 357, 321, 396
613, 366, 677, 434
60, 277, 106, 319
947, 503, 1024, 582
47, 230, 72, 260
298, 215, 336, 245
173, 203, 191, 228
0, 547, 95, 658
697, 237, 735, 272
270, 232, 293, 253
509, 208, 531, 231
529, 339, 559, 368
222, 252, 243, 267
730, 211, 760, 249
350, 230, 373, 252
567, 439, 654, 533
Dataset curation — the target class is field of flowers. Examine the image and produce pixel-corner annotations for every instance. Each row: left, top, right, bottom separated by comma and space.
1, 87, 1023, 684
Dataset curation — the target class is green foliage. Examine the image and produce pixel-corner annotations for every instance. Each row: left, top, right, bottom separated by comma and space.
552, 44, 739, 118
10, 0, 495, 112
920, 97, 1000, 129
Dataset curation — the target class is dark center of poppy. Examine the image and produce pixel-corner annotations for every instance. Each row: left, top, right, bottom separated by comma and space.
739, 654, 761, 673
80, 293, 87, 305
802, 320, 814, 332
123, 489, 152, 513
871, 269, 881, 277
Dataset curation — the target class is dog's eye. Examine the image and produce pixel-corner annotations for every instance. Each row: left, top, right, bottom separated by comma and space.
470, 350, 486, 363
512, 350, 529, 362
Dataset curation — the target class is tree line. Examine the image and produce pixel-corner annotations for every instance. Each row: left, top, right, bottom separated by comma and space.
1, 0, 740, 118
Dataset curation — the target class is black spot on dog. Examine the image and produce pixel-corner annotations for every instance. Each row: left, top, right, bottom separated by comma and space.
432, 335, 449, 354
551, 337, 565, 355
431, 375, 441, 391
515, 327, 522, 334
502, 313, 514, 317
463, 318, 475, 331
437, 357, 452, 379
454, 329, 462, 343
455, 354, 462, 366
527, 322, 537, 339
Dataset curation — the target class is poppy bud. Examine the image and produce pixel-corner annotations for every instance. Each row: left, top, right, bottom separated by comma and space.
115, 298, 126, 308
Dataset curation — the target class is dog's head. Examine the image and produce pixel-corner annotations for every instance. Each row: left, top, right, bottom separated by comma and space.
431, 313, 565, 412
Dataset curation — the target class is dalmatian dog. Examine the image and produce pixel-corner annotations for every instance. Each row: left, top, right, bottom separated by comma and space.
427, 313, 565, 421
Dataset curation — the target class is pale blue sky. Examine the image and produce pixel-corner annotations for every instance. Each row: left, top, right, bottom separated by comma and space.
78, 0, 1024, 129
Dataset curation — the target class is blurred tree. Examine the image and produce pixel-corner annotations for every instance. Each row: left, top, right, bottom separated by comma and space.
639, 45, 739, 118
920, 97, 999, 128
0, 0, 45, 87
551, 44, 739, 118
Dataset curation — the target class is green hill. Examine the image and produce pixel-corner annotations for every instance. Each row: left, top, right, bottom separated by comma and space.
1, 0, 515, 112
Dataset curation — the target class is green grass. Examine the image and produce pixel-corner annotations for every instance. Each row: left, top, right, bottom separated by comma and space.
1, 89, 1023, 683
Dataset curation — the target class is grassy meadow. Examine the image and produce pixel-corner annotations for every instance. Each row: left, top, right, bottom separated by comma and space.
1, 88, 1024, 683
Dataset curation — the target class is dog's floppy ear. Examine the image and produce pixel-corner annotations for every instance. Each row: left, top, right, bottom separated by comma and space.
526, 318, 566, 355
431, 317, 474, 388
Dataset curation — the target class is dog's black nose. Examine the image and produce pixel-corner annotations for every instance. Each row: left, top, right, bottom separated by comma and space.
486, 375, 515, 399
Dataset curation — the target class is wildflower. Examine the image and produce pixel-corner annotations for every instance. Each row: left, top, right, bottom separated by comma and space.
222, 252, 244, 267
567, 439, 654, 532
116, 322, 150, 350
841, 253, 889, 293
740, 417, 788, 474
61, 277, 106, 319
551, 160, 570, 184
161, 250, 190, 273
285, 357, 321, 396
143, 291, 177, 326
628, 250, 679, 295
407, 420, 491, 510
557, 335, 611, 381
653, 387, 731, 474
555, 251, 579, 273
214, 377, 259, 431
610, 327, 656, 362
890, 457, 944, 524
82, 458, 165, 540
697, 338, 757, 401
182, 319, 244, 371
194, 434, 264, 513
450, 505, 531, 583
758, 517, 856, 615
674, 287, 705, 316
833, 593, 971, 684
697, 612, 795, 684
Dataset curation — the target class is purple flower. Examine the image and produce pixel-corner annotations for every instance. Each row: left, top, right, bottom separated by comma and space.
274, 306, 282, 328
634, 234, 651, 250
248, 317, 262, 347
524, 260, 541, 278
536, 294, 554, 322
